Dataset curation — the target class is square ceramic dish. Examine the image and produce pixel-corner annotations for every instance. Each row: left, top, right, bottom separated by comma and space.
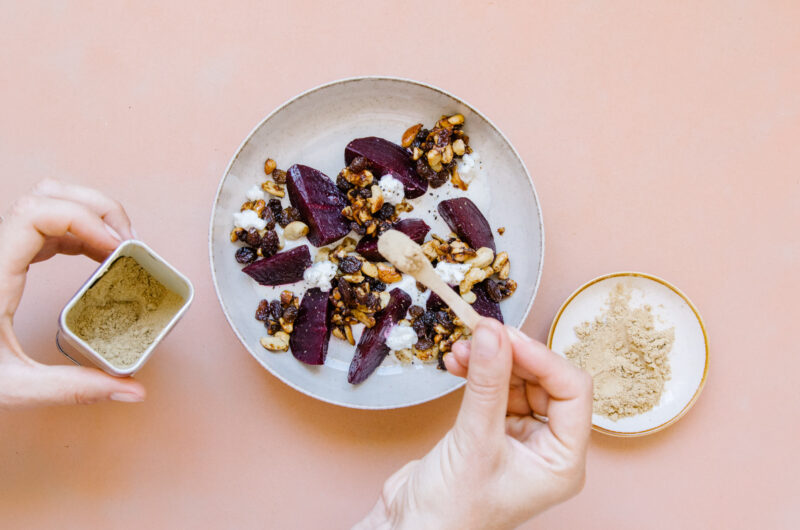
209, 76, 545, 409
57, 240, 194, 377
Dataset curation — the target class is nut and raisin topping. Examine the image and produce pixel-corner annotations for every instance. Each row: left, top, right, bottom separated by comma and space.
337, 156, 409, 237
403, 114, 472, 189
397, 305, 470, 369
256, 291, 300, 351
328, 262, 391, 345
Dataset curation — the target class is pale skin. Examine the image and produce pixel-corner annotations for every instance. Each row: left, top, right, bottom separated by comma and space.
0, 180, 145, 407
355, 319, 593, 529
2, 181, 593, 528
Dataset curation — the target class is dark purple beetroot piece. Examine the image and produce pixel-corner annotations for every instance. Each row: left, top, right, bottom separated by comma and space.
290, 288, 333, 365
355, 218, 431, 261
344, 137, 428, 199
286, 164, 350, 246
348, 288, 412, 384
437, 197, 496, 252
242, 245, 311, 286
426, 282, 504, 323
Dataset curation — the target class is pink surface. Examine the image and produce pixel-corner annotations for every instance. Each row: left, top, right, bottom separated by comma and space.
1, 1, 798, 528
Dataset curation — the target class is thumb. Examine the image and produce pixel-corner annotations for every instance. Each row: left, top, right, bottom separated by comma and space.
454, 319, 512, 438
7, 363, 145, 407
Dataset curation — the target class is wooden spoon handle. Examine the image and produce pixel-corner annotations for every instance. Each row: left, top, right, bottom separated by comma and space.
417, 269, 482, 331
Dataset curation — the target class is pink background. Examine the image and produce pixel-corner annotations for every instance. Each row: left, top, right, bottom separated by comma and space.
1, 1, 798, 528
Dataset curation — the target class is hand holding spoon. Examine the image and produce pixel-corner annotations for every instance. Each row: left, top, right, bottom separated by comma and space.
378, 229, 481, 330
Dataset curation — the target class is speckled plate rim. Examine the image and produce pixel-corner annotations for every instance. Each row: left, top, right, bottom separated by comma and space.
208, 76, 545, 409
547, 271, 709, 437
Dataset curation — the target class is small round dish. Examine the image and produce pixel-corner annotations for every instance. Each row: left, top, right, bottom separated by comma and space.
209, 77, 544, 409
548, 272, 709, 436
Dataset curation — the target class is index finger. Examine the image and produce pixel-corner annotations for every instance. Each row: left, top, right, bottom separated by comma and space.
0, 195, 121, 276
507, 329, 593, 452
33, 179, 134, 240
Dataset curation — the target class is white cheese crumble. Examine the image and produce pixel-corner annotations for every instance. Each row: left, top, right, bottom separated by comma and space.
303, 260, 337, 291
379, 174, 405, 205
458, 151, 480, 183
434, 262, 471, 285
246, 185, 265, 201
386, 324, 418, 351
233, 209, 267, 231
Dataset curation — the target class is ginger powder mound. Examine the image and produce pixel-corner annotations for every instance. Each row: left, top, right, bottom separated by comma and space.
565, 283, 674, 420
66, 256, 184, 368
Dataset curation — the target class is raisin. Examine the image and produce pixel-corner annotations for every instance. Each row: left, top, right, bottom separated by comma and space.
259, 230, 279, 257
278, 207, 301, 227
235, 246, 257, 264
429, 170, 449, 188
374, 203, 395, 220
337, 173, 354, 192
437, 351, 446, 370
412, 319, 428, 340
338, 282, 355, 306
415, 158, 437, 182
350, 221, 366, 236
244, 228, 261, 247
366, 277, 386, 292
364, 293, 380, 311
255, 299, 270, 321
338, 256, 362, 274
436, 311, 454, 332
358, 188, 372, 199
485, 279, 504, 303
269, 300, 283, 320
415, 337, 434, 351
348, 156, 369, 173
236, 229, 249, 242
435, 128, 452, 147
272, 169, 287, 184
268, 198, 283, 218
409, 305, 425, 319
282, 305, 298, 323
421, 311, 437, 328
266, 321, 282, 335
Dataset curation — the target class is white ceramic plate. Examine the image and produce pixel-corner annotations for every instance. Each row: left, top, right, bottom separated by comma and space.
210, 77, 544, 409
548, 272, 709, 436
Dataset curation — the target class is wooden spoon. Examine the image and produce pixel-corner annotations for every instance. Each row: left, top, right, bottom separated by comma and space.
378, 229, 481, 330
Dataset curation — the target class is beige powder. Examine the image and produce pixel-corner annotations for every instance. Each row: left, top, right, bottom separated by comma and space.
66, 256, 184, 368
565, 283, 674, 420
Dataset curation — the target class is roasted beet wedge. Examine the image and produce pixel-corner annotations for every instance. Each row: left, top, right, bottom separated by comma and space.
437, 197, 496, 252
242, 245, 311, 286
348, 288, 412, 384
426, 282, 504, 323
286, 164, 351, 246
345, 137, 428, 199
355, 218, 431, 261
290, 288, 333, 365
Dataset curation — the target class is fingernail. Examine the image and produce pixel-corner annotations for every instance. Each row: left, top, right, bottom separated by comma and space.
110, 392, 144, 403
473, 324, 499, 359
509, 328, 534, 343
131, 226, 139, 240
104, 223, 122, 242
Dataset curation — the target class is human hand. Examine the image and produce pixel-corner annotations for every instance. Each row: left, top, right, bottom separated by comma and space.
356, 319, 592, 530
0, 179, 146, 408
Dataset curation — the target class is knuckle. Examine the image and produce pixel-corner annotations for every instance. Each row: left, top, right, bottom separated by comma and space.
467, 376, 500, 402
34, 178, 60, 194
10, 195, 38, 216
72, 391, 98, 405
